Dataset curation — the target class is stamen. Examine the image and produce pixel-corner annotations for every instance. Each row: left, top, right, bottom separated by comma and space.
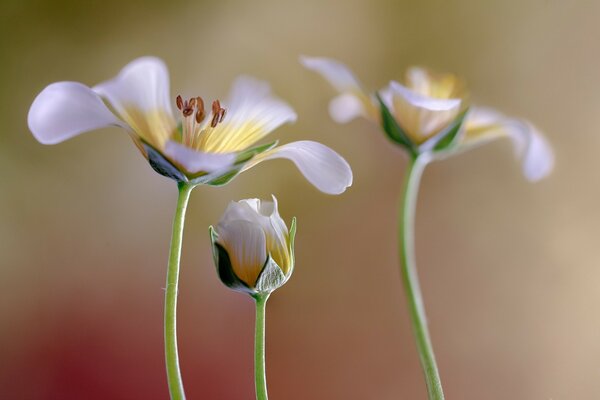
210, 100, 227, 128
195, 97, 205, 123
195, 108, 205, 124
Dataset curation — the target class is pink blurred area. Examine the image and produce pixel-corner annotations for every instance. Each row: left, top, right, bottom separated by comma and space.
2, 0, 600, 398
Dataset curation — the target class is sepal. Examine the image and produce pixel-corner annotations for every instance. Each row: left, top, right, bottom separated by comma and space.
255, 257, 286, 294
426, 108, 469, 153
209, 226, 254, 294
376, 94, 418, 157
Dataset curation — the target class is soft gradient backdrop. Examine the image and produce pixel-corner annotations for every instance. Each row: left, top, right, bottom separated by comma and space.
2, 0, 598, 398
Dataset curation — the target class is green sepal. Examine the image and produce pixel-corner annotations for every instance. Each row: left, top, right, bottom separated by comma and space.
143, 142, 188, 183
286, 217, 297, 277
202, 140, 279, 187
202, 168, 243, 187
208, 226, 254, 294
255, 256, 286, 294
376, 94, 418, 157
429, 108, 469, 153
235, 140, 278, 164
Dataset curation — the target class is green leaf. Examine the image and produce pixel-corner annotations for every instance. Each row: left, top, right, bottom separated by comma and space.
255, 257, 286, 294
431, 108, 469, 153
376, 94, 417, 156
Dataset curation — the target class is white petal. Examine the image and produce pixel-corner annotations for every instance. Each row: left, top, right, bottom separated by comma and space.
300, 56, 363, 93
389, 81, 461, 111
199, 76, 297, 153
389, 80, 462, 141
93, 56, 173, 117
505, 120, 554, 181
217, 220, 267, 287
464, 107, 554, 181
220, 199, 263, 225
28, 82, 124, 145
163, 141, 237, 174
329, 93, 366, 123
243, 140, 353, 195
220, 198, 285, 240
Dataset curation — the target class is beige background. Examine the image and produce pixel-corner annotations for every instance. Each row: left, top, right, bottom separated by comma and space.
1, 0, 599, 398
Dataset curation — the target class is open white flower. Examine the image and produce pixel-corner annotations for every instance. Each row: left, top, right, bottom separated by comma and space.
301, 56, 554, 181
209, 196, 295, 295
28, 57, 353, 194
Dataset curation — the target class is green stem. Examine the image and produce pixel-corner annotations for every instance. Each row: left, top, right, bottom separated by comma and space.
164, 181, 195, 400
254, 293, 270, 400
398, 155, 444, 400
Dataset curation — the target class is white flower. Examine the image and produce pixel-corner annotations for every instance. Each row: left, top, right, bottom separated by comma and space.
28, 57, 353, 194
209, 196, 295, 295
301, 56, 554, 181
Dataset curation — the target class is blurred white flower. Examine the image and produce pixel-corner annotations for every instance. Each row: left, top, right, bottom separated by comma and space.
28, 57, 353, 193
301, 56, 553, 181
210, 196, 295, 295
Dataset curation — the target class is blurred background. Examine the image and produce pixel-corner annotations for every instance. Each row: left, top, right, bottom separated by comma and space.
1, 0, 599, 398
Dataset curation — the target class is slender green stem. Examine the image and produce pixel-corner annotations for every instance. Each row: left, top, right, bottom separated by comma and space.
254, 293, 270, 400
164, 181, 195, 400
398, 155, 444, 400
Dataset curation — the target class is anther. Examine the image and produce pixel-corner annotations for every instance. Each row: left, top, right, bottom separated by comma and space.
176, 95, 183, 111
195, 108, 205, 124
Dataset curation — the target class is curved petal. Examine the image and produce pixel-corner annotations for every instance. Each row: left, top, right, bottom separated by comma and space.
505, 120, 554, 181
163, 141, 237, 174
463, 107, 554, 181
389, 80, 462, 142
93, 57, 176, 147
198, 76, 297, 153
405, 67, 464, 99
301, 56, 379, 122
390, 81, 462, 111
28, 82, 125, 145
93, 56, 173, 114
243, 140, 353, 195
216, 220, 267, 287
300, 56, 363, 93
219, 197, 291, 274
329, 93, 367, 123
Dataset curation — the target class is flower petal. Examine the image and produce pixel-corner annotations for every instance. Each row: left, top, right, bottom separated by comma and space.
216, 220, 267, 288
163, 141, 237, 174
93, 57, 176, 147
93, 56, 172, 115
329, 93, 367, 123
301, 55, 377, 123
198, 76, 297, 153
28, 82, 124, 145
463, 107, 554, 181
389, 80, 462, 142
219, 197, 291, 275
300, 56, 363, 93
243, 140, 353, 195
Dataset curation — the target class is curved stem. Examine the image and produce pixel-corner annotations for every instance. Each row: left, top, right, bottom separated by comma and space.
254, 293, 270, 400
398, 156, 444, 400
165, 181, 194, 400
